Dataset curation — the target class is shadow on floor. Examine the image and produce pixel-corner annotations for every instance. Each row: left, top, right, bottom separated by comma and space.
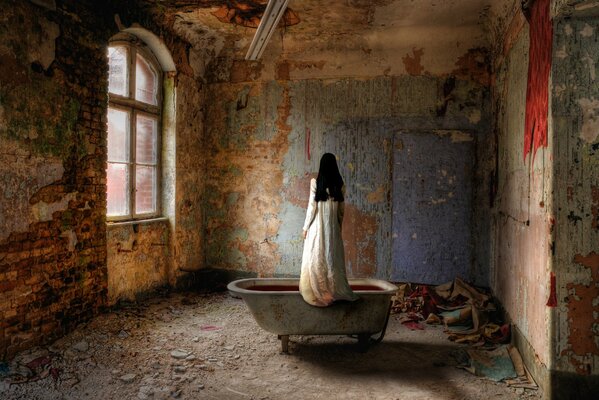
287, 338, 470, 399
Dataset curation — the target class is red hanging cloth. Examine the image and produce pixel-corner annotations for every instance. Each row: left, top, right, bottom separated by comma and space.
524, 0, 553, 162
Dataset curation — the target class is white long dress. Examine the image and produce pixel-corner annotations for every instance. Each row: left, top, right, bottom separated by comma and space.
299, 178, 359, 307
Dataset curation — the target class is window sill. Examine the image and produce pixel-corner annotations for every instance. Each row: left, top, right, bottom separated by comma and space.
106, 217, 169, 229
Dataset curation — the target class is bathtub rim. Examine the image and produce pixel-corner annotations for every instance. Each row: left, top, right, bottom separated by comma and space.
227, 277, 398, 296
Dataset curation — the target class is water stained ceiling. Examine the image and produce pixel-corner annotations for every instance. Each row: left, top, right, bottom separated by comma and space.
138, 0, 517, 78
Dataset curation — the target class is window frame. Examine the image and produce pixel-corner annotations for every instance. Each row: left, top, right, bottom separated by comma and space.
107, 38, 163, 222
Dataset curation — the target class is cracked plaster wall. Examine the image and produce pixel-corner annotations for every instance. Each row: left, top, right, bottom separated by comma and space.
202, 52, 492, 284
99, 5, 208, 305
106, 73, 207, 305
489, 3, 599, 391
0, 0, 208, 357
552, 16, 599, 377
172, 74, 206, 275
491, 16, 553, 371
0, 0, 111, 359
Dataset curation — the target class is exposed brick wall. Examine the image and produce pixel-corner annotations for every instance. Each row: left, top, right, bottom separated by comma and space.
0, 0, 202, 360
0, 0, 115, 359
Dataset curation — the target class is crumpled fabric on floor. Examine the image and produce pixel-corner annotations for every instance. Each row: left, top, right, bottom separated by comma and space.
462, 346, 517, 382
398, 313, 425, 330
391, 278, 509, 345
4, 349, 61, 384
392, 279, 538, 390
453, 344, 538, 388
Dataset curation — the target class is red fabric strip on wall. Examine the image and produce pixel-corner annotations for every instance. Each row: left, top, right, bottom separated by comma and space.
546, 272, 557, 307
524, 0, 553, 162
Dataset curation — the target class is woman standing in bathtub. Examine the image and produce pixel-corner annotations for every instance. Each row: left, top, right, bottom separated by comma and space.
300, 153, 359, 307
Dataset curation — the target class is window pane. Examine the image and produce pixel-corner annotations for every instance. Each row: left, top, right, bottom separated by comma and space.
108, 46, 128, 96
107, 108, 130, 162
136, 114, 158, 164
135, 166, 156, 214
107, 163, 130, 216
135, 53, 158, 105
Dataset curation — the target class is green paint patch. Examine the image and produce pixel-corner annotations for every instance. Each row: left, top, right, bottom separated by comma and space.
226, 165, 243, 177
257, 80, 284, 141
78, 255, 90, 267
161, 229, 169, 245
223, 247, 247, 267
204, 185, 227, 220
230, 228, 249, 242
0, 64, 83, 160
226, 192, 240, 206
583, 146, 599, 167
205, 225, 250, 269
206, 238, 248, 268
61, 210, 74, 228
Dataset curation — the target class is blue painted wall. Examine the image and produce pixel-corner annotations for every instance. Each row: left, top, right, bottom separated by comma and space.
205, 76, 491, 286
392, 131, 474, 284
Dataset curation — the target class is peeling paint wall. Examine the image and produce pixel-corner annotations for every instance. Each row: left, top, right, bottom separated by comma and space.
107, 72, 208, 303
107, 221, 169, 304
102, 5, 209, 301
491, 9, 553, 370
492, 2, 599, 388
172, 75, 206, 275
0, 0, 209, 358
552, 17, 599, 376
204, 71, 491, 284
194, 0, 500, 285
0, 0, 111, 358
6, 0, 580, 371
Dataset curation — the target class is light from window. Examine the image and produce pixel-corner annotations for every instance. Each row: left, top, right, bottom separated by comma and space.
107, 108, 130, 216
135, 53, 158, 105
135, 114, 158, 214
108, 47, 128, 96
107, 42, 161, 220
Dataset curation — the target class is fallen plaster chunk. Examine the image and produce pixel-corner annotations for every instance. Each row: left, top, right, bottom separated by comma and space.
120, 373, 136, 383
72, 341, 89, 352
170, 350, 190, 360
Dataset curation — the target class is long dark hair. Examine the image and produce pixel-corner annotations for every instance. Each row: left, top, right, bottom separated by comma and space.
315, 153, 344, 202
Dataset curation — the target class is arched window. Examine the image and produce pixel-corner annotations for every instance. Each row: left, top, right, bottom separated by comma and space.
107, 39, 162, 220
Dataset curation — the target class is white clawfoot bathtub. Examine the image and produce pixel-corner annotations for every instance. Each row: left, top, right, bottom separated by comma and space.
227, 278, 398, 352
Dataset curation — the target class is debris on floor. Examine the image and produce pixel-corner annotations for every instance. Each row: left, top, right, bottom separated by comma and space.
391, 278, 538, 392
504, 346, 539, 389
456, 345, 537, 389
4, 348, 61, 385
462, 346, 517, 381
0, 291, 541, 400
398, 313, 425, 330
391, 278, 510, 345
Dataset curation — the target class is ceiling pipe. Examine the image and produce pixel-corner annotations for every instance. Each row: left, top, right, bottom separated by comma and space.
245, 0, 289, 61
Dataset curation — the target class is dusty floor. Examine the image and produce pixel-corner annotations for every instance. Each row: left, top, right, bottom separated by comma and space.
0, 291, 541, 400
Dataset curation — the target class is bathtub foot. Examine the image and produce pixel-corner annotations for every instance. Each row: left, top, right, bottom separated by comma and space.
278, 335, 290, 353
357, 333, 370, 353
370, 301, 393, 344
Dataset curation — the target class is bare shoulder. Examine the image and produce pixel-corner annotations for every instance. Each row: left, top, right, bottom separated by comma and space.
310, 178, 317, 187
